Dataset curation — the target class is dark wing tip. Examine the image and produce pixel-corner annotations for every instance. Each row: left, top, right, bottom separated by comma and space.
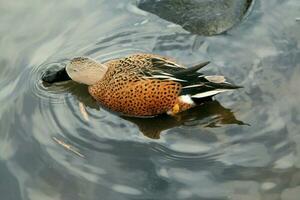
207, 82, 243, 90
228, 84, 243, 89
190, 61, 210, 70
172, 61, 210, 76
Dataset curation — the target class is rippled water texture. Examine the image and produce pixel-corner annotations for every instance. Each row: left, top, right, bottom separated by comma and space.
1, 0, 300, 199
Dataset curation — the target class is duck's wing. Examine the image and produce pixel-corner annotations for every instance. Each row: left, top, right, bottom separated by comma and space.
141, 59, 241, 99
147, 56, 186, 71
141, 57, 210, 83
106, 54, 240, 100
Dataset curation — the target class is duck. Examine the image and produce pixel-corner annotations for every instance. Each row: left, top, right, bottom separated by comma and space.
42, 53, 240, 117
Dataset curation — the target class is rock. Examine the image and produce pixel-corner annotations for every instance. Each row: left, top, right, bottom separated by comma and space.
137, 0, 253, 36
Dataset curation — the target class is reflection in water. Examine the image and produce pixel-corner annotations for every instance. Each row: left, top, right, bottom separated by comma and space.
123, 100, 245, 139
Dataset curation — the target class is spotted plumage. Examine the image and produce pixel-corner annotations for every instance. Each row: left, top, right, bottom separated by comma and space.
42, 53, 241, 117
88, 54, 184, 116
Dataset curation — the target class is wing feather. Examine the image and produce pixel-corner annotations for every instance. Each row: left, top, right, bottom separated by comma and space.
140, 58, 240, 98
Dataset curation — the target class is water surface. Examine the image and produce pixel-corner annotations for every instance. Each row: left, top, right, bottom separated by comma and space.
0, 0, 300, 199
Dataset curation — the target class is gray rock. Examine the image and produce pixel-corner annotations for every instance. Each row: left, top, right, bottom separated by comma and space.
137, 0, 253, 35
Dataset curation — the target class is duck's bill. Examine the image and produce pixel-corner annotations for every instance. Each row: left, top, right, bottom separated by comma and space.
42, 67, 71, 83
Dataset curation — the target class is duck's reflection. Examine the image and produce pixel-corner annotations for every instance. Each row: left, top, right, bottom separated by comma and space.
123, 100, 245, 139
43, 81, 245, 139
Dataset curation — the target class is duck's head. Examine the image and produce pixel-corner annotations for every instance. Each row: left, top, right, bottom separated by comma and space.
66, 57, 108, 85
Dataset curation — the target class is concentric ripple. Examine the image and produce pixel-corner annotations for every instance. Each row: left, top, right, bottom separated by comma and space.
32, 61, 76, 103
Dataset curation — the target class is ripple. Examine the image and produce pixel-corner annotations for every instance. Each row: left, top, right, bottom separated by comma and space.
31, 61, 76, 103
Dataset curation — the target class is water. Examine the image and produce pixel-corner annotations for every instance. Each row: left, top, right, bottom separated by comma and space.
0, 0, 300, 199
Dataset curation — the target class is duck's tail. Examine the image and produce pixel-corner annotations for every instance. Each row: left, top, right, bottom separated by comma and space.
180, 75, 241, 99
168, 74, 241, 115
177, 63, 241, 100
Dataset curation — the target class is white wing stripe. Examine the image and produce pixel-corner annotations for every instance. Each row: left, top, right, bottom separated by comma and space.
191, 89, 233, 98
182, 84, 204, 89
145, 75, 187, 82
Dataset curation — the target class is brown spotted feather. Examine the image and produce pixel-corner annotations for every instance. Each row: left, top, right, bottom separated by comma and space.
88, 54, 182, 116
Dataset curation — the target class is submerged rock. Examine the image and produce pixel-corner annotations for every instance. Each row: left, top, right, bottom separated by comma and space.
137, 0, 253, 35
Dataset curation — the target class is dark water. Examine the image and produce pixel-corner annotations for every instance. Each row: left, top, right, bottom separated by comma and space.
1, 0, 300, 199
